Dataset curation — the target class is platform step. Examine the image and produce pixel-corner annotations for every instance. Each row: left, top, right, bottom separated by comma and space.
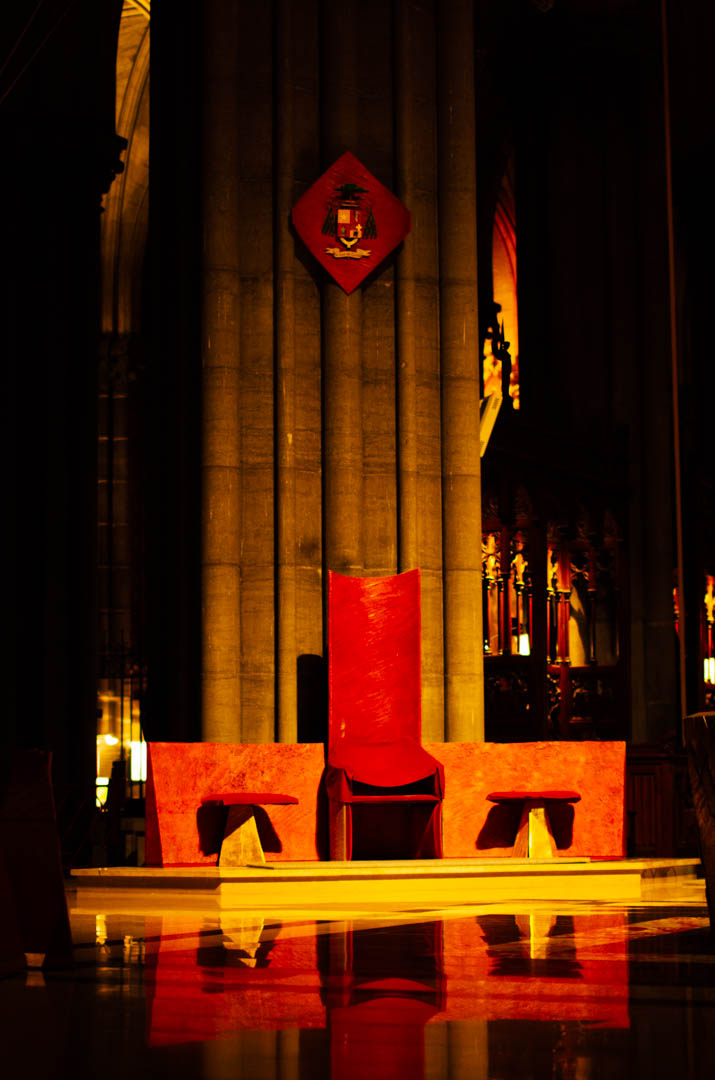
70, 857, 702, 911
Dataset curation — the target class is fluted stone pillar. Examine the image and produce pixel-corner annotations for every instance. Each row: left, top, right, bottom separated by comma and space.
275, 1, 299, 743
322, 289, 364, 574
275, 0, 323, 741
321, 4, 364, 577
236, 2, 276, 742
448, 1020, 488, 1080
200, 0, 242, 741
395, 0, 445, 740
359, 4, 398, 578
437, 0, 485, 741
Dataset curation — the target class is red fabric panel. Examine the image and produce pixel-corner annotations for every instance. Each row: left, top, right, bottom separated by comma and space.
146, 742, 325, 865
487, 791, 581, 803
201, 793, 299, 806
145, 740, 626, 864
431, 741, 625, 858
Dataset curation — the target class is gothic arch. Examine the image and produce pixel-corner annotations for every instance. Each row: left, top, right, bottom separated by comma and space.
101, 0, 150, 336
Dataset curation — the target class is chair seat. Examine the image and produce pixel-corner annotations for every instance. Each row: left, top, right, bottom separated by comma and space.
344, 793, 442, 804
330, 739, 444, 791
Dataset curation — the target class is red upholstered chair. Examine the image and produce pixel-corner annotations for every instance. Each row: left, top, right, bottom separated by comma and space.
326, 569, 444, 860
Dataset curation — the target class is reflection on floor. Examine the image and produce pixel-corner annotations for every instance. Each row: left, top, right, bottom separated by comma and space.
2, 878, 713, 1079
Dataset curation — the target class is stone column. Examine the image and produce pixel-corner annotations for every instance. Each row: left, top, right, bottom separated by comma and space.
395, 0, 445, 740
321, 5, 364, 577
322, 288, 364, 575
625, 15, 678, 742
200, 0, 242, 741
358, 4, 397, 579
283, 1, 324, 742
275, 1, 299, 742
437, 0, 485, 741
448, 1020, 488, 1080
236, 3, 276, 742
395, 4, 420, 574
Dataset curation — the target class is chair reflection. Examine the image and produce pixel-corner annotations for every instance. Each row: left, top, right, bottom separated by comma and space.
319, 920, 446, 1080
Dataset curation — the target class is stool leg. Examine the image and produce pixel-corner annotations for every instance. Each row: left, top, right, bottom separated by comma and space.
513, 802, 557, 858
222, 916, 265, 966
514, 913, 558, 958
219, 805, 266, 866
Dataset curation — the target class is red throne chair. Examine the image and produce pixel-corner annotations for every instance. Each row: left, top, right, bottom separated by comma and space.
326, 569, 444, 860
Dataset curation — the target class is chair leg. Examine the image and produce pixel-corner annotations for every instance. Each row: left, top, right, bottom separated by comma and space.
432, 803, 444, 858
415, 803, 443, 858
218, 805, 266, 866
329, 802, 352, 861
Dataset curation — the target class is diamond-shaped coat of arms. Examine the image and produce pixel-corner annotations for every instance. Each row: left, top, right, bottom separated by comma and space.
292, 152, 411, 295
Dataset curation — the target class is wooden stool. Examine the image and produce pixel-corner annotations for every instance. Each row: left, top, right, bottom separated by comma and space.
201, 793, 298, 866
486, 790, 581, 858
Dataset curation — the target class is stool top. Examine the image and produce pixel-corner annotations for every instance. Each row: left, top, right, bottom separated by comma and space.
201, 793, 299, 806
487, 790, 581, 803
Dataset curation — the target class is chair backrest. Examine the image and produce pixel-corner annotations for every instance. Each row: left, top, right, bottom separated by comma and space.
328, 569, 421, 753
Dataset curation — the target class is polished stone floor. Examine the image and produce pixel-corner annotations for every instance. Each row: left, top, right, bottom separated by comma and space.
3, 878, 714, 1079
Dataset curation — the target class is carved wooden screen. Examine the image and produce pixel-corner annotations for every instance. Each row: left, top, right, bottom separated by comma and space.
702, 573, 715, 709
483, 527, 533, 659
482, 488, 541, 740
484, 494, 626, 741
673, 570, 715, 711
545, 509, 623, 738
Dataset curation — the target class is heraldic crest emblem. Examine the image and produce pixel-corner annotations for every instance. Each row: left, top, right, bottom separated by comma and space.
292, 151, 411, 294
322, 182, 377, 259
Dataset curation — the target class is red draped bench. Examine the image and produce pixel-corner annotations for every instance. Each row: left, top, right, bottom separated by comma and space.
487, 790, 581, 858
201, 793, 299, 866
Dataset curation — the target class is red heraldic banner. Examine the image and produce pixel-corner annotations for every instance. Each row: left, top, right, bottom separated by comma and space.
292, 151, 411, 294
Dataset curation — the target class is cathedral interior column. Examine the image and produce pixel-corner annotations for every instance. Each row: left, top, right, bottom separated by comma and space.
275, 0, 300, 743
200, 0, 242, 741
437, 0, 485, 741
320, 4, 364, 578
395, 0, 445, 741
